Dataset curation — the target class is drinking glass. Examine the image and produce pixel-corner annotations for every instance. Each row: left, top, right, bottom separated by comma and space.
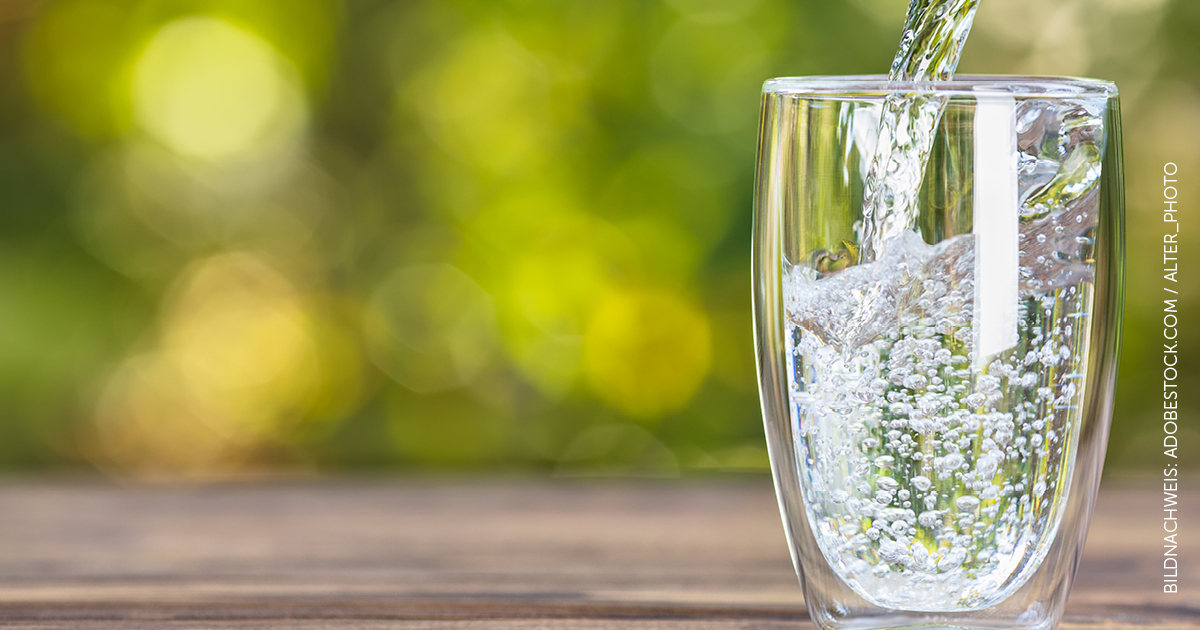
752, 76, 1123, 630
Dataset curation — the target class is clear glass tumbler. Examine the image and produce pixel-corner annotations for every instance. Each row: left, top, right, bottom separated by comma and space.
752, 76, 1124, 630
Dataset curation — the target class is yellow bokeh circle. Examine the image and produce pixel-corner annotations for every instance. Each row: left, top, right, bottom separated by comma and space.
583, 288, 711, 419
132, 16, 308, 161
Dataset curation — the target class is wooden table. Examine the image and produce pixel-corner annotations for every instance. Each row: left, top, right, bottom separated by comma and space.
0, 480, 1193, 628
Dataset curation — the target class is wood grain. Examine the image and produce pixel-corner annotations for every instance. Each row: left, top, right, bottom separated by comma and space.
0, 480, 1192, 628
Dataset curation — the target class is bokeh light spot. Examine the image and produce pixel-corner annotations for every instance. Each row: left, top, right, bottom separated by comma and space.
132, 16, 308, 161
161, 253, 320, 439
365, 264, 499, 393
92, 253, 365, 476
583, 288, 711, 419
408, 28, 552, 175
94, 354, 243, 477
500, 248, 610, 398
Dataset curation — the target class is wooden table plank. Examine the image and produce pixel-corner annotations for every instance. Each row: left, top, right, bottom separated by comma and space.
0, 480, 1193, 628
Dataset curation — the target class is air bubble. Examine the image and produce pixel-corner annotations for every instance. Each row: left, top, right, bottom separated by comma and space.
955, 496, 981, 511
938, 548, 967, 572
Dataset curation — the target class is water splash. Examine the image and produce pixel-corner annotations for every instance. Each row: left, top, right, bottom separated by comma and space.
891, 0, 982, 82
856, 0, 980, 263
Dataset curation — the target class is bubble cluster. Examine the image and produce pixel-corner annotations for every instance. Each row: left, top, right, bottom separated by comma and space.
784, 227, 1095, 611
1016, 98, 1107, 295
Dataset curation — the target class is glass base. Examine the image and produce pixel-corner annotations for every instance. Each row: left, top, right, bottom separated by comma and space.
824, 617, 1055, 630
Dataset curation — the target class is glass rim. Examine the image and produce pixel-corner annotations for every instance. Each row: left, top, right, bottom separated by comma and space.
762, 75, 1118, 98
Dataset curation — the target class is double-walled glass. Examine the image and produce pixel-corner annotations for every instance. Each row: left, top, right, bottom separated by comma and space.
752, 76, 1123, 630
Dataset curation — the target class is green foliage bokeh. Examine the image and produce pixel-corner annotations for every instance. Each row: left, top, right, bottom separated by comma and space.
0, 0, 1193, 476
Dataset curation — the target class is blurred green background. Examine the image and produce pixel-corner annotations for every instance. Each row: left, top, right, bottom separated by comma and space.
0, 0, 1193, 477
